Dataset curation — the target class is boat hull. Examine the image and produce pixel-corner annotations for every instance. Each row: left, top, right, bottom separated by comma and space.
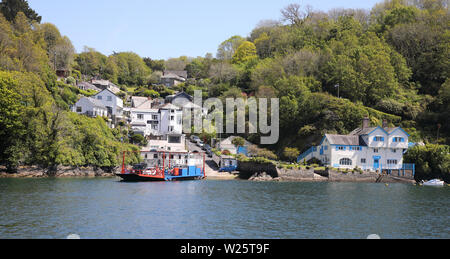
116, 173, 165, 182
116, 173, 204, 182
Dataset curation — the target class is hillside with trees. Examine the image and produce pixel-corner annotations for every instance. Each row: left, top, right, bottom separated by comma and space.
0, 0, 448, 177
0, 0, 139, 172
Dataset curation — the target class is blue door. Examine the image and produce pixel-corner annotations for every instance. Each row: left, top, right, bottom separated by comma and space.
374, 159, 380, 169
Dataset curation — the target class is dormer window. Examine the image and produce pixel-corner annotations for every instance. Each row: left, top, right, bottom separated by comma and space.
374, 136, 384, 141
393, 137, 405, 142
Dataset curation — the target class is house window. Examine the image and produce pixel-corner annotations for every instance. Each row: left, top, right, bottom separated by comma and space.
374, 136, 384, 141
107, 96, 112, 101
337, 146, 346, 151
97, 96, 102, 100
168, 136, 181, 144
76, 107, 82, 113
152, 115, 158, 120
154, 154, 158, 159
374, 148, 379, 153
387, 160, 398, 165
137, 114, 144, 120
152, 125, 158, 130
324, 146, 328, 151
361, 158, 366, 164
169, 126, 174, 132
339, 158, 352, 166
391, 149, 397, 153
170, 116, 174, 121
350, 146, 362, 151
393, 137, 405, 142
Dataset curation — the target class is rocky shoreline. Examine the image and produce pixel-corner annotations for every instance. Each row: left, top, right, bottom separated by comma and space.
0, 164, 417, 185
239, 161, 417, 184
0, 166, 119, 178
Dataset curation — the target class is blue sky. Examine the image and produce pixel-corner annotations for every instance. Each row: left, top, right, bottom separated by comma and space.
28, 0, 380, 60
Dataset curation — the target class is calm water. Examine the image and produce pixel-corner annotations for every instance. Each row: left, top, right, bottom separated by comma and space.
0, 178, 449, 239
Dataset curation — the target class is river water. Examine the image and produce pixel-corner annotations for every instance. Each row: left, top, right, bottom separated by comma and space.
0, 178, 448, 239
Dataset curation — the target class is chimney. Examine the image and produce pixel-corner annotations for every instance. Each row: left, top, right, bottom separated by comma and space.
382, 119, 388, 129
362, 117, 370, 129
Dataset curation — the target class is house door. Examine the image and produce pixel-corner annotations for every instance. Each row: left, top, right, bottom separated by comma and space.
374, 159, 380, 169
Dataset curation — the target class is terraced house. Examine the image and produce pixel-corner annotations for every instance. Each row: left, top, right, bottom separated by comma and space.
298, 118, 415, 176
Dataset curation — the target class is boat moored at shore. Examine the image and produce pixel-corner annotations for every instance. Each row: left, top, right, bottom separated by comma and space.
116, 151, 206, 182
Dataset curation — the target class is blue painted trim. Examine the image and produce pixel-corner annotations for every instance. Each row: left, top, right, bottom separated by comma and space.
319, 136, 327, 146
390, 127, 410, 137
367, 126, 389, 136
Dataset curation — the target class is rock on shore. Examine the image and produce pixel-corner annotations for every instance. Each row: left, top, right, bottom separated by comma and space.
249, 172, 281, 182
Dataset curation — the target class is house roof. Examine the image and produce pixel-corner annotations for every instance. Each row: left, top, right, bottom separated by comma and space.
130, 108, 159, 113
78, 97, 106, 108
350, 126, 402, 136
91, 79, 111, 86
327, 125, 409, 146
94, 88, 120, 98
325, 134, 361, 146
161, 73, 186, 81
220, 136, 253, 146
159, 103, 181, 110
180, 101, 203, 109
77, 81, 101, 92
173, 91, 193, 100
164, 70, 187, 79
131, 96, 153, 109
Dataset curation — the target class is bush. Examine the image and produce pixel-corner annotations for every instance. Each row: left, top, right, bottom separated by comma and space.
405, 144, 450, 183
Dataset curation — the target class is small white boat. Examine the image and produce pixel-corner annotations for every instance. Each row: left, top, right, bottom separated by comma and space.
422, 179, 445, 186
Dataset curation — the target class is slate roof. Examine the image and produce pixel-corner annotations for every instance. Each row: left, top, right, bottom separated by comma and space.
79, 97, 106, 108
350, 127, 400, 136
325, 134, 361, 146
159, 103, 181, 110
131, 96, 153, 109
77, 81, 101, 92
164, 70, 187, 79
161, 73, 186, 81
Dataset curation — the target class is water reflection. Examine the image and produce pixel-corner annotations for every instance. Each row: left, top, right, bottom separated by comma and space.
0, 178, 448, 239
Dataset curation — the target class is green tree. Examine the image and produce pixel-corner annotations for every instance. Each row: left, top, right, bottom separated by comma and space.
217, 35, 245, 60
232, 137, 245, 148
283, 147, 300, 162
232, 41, 258, 64
405, 144, 450, 183
0, 0, 41, 23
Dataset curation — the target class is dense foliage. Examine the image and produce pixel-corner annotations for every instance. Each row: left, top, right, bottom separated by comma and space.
0, 0, 449, 178
405, 144, 450, 182
0, 6, 139, 171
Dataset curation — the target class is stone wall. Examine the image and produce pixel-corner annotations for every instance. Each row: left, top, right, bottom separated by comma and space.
238, 161, 416, 183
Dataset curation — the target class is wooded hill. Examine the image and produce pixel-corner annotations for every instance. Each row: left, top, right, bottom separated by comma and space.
0, 0, 448, 177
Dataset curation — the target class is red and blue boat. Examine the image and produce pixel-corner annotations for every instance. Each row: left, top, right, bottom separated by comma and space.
116, 151, 206, 182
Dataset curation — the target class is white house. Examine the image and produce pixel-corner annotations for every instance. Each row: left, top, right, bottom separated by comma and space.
72, 97, 108, 117
129, 108, 161, 136
129, 102, 183, 137
298, 118, 413, 174
91, 79, 121, 94
160, 70, 187, 87
159, 103, 183, 135
215, 136, 253, 155
94, 89, 124, 119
